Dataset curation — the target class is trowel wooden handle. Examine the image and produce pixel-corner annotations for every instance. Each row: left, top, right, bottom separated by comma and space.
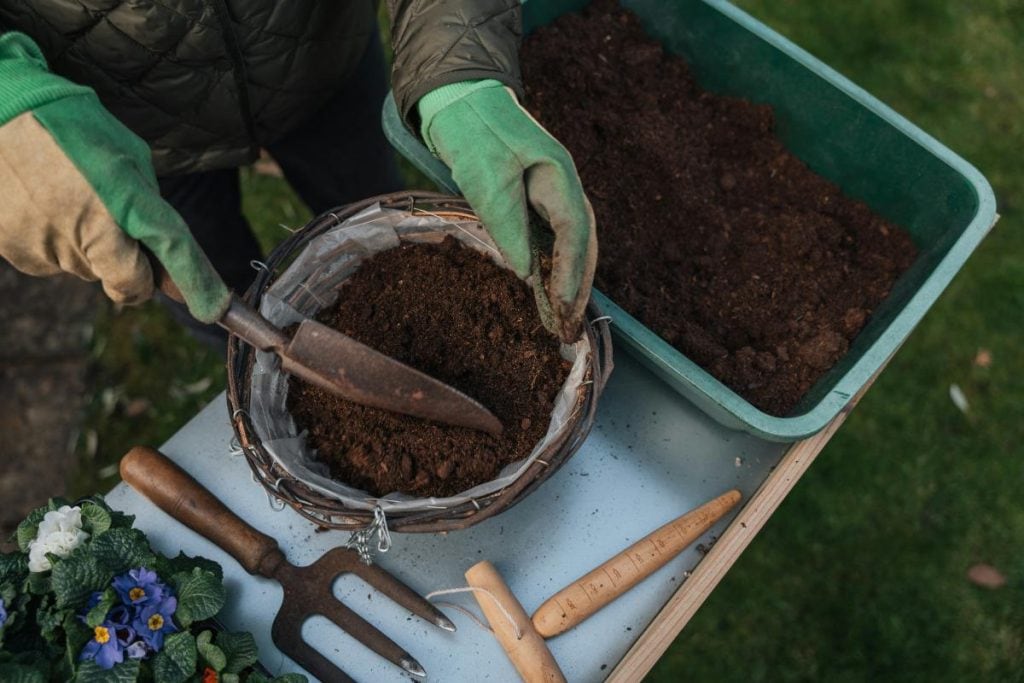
120, 446, 285, 577
465, 561, 566, 683
532, 489, 741, 638
143, 250, 186, 304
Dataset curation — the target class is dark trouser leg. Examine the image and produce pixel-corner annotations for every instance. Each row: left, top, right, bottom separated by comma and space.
267, 27, 403, 214
156, 169, 263, 350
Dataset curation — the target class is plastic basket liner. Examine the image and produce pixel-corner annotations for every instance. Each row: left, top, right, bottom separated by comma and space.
247, 203, 591, 514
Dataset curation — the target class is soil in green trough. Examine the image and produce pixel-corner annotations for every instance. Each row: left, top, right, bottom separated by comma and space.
520, 0, 917, 416
287, 237, 571, 498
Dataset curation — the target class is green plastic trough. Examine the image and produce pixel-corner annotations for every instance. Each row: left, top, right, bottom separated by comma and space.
381, 0, 997, 442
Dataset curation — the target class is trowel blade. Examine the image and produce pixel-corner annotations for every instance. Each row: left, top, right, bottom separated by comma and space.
281, 319, 503, 435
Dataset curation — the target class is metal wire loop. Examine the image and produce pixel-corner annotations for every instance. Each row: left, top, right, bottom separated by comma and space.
374, 506, 392, 553
590, 315, 613, 325
249, 259, 270, 273
345, 506, 391, 564
265, 479, 287, 511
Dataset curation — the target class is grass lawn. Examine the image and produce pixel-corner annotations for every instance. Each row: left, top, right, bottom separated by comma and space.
71, 0, 1023, 679
650, 1, 1024, 680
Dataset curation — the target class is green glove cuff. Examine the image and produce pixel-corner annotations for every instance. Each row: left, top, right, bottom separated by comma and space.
0, 32, 91, 126
33, 97, 230, 323
0, 32, 228, 322
417, 79, 506, 154
414, 81, 598, 341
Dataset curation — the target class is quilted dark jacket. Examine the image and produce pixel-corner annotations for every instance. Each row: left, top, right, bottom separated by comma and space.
0, 0, 523, 176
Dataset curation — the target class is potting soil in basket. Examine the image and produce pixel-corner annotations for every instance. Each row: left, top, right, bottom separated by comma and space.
288, 236, 570, 498
520, 0, 917, 416
246, 202, 592, 513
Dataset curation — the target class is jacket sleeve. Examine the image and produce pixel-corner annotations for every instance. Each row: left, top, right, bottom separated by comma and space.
386, 0, 523, 135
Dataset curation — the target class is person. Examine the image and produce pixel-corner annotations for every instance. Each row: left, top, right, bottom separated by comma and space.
0, 0, 596, 347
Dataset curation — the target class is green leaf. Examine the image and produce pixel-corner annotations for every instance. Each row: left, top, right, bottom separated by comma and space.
268, 675, 307, 683
80, 504, 113, 537
216, 632, 259, 675
75, 658, 141, 683
0, 661, 48, 683
64, 615, 93, 679
73, 497, 136, 532
170, 568, 226, 628
90, 528, 156, 574
243, 674, 268, 683
85, 588, 118, 628
221, 674, 240, 683
152, 631, 197, 683
107, 510, 136, 530
0, 581, 15, 605
51, 547, 111, 609
26, 570, 51, 596
0, 553, 28, 585
75, 494, 110, 509
36, 595, 68, 641
156, 552, 224, 582
15, 506, 48, 553
198, 639, 227, 673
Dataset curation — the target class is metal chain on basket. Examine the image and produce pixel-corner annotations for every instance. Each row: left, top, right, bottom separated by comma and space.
344, 506, 393, 564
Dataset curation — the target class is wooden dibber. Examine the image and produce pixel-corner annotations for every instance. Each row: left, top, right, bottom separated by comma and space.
465, 561, 567, 683
532, 489, 742, 638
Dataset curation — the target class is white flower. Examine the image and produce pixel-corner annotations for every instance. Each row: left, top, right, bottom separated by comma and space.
27, 505, 89, 572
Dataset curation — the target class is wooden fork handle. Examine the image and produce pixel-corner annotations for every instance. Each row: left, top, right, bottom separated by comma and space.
120, 446, 285, 577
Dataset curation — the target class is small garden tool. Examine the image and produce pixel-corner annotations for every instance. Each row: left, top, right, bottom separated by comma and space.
120, 446, 456, 683
154, 264, 502, 435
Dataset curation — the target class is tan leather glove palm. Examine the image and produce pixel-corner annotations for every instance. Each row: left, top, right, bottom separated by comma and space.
0, 113, 155, 305
0, 32, 230, 323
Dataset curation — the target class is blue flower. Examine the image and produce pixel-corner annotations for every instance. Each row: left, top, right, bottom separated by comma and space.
107, 604, 133, 626
80, 622, 127, 670
125, 640, 149, 660
131, 596, 177, 651
0, 597, 7, 628
113, 567, 166, 607
79, 593, 133, 628
85, 591, 103, 610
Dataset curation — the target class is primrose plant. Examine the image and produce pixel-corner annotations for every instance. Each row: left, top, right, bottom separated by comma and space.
0, 496, 305, 683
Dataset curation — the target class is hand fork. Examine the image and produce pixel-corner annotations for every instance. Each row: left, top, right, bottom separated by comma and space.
120, 446, 455, 682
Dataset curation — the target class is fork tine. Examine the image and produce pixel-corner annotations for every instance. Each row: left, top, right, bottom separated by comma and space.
350, 562, 457, 632
311, 548, 455, 632
316, 591, 427, 678
271, 611, 357, 683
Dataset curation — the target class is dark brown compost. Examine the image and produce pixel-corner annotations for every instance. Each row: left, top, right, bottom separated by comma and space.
520, 0, 916, 415
287, 237, 571, 497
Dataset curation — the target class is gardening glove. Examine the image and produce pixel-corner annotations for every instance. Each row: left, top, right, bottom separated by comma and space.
0, 32, 230, 323
418, 79, 597, 342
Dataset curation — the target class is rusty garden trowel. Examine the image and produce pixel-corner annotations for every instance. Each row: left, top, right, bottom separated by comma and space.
155, 268, 503, 435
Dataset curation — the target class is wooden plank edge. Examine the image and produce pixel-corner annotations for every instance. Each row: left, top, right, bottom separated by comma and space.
606, 406, 854, 682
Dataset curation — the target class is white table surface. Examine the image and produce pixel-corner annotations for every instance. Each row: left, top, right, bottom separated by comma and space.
106, 353, 789, 682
